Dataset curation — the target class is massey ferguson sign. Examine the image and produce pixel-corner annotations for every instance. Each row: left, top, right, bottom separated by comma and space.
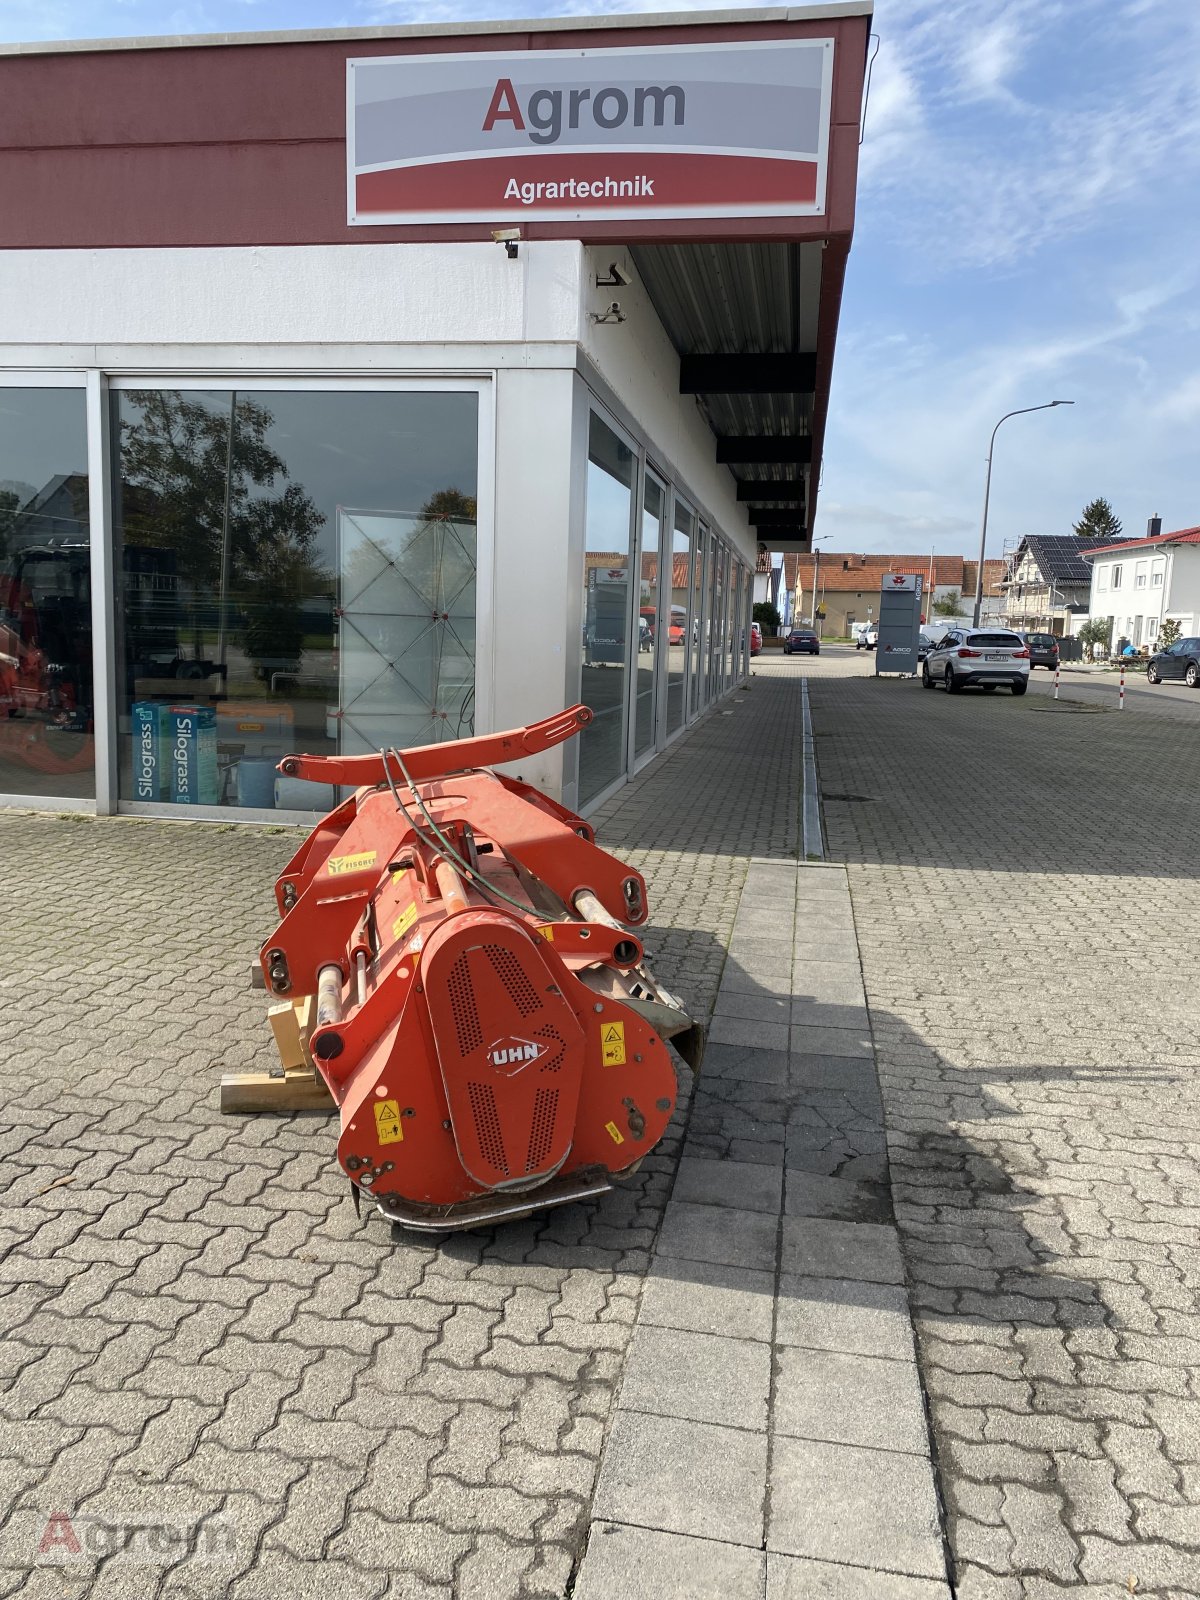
347, 41, 833, 225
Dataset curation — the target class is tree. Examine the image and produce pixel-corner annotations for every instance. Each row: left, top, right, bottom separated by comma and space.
932, 588, 964, 617
422, 487, 477, 522
118, 391, 327, 679
1073, 498, 1122, 541
1157, 617, 1182, 650
1076, 616, 1112, 658
753, 601, 780, 631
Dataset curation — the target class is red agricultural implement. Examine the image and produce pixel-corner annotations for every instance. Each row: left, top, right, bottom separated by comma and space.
222, 705, 702, 1231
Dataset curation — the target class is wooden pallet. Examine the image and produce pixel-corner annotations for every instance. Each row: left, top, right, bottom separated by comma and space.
220, 994, 334, 1115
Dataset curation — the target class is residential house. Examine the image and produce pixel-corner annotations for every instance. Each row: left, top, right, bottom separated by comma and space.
790, 552, 1005, 636
1083, 524, 1200, 653
999, 535, 1119, 636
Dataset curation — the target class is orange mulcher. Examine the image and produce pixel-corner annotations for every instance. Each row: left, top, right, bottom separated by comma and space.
221, 705, 703, 1231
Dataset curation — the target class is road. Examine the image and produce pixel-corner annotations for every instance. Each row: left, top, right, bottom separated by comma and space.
799, 647, 1200, 1600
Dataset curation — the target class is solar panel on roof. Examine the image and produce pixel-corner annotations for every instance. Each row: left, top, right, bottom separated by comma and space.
1023, 535, 1115, 584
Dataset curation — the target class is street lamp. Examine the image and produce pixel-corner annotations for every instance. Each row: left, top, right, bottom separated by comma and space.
809, 534, 833, 629
972, 401, 1074, 627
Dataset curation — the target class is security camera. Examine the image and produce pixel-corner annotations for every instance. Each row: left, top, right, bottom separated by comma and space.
608, 300, 622, 316
595, 261, 633, 288
491, 227, 520, 259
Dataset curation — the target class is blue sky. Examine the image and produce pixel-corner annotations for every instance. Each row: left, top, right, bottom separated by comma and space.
3, 0, 1196, 561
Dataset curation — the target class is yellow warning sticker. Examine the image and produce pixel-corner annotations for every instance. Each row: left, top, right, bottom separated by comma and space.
327, 850, 378, 877
391, 903, 419, 941
374, 1099, 404, 1145
601, 1021, 626, 1067
605, 1120, 625, 1145
537, 924, 555, 942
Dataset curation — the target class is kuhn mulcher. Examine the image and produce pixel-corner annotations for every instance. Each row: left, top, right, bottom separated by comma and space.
222, 705, 702, 1230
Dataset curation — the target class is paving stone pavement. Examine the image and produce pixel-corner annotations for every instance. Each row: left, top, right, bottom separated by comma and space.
0, 672, 817, 1599
805, 646, 1200, 1600
7, 643, 1196, 1598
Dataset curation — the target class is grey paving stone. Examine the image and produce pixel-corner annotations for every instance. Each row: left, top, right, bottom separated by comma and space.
789, 999, 870, 1031
727, 936, 796, 972
793, 872, 851, 899
719, 963, 794, 998
794, 904, 857, 934
775, 1275, 916, 1361
673, 1155, 784, 1214
620, 1324, 771, 1430
793, 935, 861, 962
784, 1171, 891, 1224
575, 1522, 767, 1600
657, 1201, 779, 1274
715, 989, 792, 1025
767, 1553, 951, 1599
703, 1044, 790, 1084
768, 1436, 945, 1578
788, 1024, 873, 1060
593, 1411, 768, 1546
639, 1256, 775, 1344
732, 909, 795, 940
781, 1218, 905, 1285
710, 1016, 791, 1052
789, 962, 866, 1005
774, 1347, 929, 1455
787, 1053, 879, 1094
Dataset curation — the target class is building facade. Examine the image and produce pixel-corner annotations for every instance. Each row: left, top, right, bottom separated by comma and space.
0, 6, 871, 819
1084, 525, 1200, 652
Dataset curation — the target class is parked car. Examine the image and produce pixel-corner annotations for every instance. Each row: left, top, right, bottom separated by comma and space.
921, 628, 1030, 695
1146, 636, 1200, 687
854, 622, 879, 650
784, 628, 820, 656
750, 622, 762, 656
917, 632, 936, 661
1018, 630, 1060, 670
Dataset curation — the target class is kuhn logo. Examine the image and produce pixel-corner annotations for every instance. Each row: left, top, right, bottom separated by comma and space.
483, 78, 685, 146
486, 1036, 548, 1072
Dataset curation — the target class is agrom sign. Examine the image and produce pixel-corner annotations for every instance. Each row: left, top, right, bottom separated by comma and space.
348, 41, 834, 225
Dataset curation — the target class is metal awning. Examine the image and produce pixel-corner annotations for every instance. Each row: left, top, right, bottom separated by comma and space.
631, 237, 837, 553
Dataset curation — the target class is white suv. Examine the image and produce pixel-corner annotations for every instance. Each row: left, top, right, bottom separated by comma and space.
922, 628, 1030, 696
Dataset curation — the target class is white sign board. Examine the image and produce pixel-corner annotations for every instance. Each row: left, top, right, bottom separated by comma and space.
348, 40, 834, 226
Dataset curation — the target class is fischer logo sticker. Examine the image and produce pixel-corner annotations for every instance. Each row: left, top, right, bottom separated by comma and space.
391, 903, 419, 941
601, 1021, 626, 1066
605, 1120, 625, 1145
486, 1036, 549, 1073
374, 1099, 403, 1145
327, 850, 378, 877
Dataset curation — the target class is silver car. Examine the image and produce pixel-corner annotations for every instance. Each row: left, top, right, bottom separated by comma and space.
922, 628, 1030, 695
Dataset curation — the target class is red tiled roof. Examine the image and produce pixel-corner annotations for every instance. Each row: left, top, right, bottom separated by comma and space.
790, 552, 977, 592
1080, 527, 1200, 558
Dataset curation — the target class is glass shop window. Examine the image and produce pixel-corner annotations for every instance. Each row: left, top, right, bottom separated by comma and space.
111, 388, 478, 811
0, 387, 93, 799
578, 412, 635, 807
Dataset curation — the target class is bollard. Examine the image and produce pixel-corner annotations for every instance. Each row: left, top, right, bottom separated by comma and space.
1119, 662, 1125, 709
1053, 661, 1060, 700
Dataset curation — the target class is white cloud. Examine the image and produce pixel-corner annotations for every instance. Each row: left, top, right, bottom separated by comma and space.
861, 0, 1200, 272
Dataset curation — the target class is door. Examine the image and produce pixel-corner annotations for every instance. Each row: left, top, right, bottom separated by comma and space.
633, 469, 667, 767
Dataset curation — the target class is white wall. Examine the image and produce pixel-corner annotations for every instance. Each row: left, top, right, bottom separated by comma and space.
1089, 548, 1200, 644
0, 241, 583, 354
577, 245, 753, 567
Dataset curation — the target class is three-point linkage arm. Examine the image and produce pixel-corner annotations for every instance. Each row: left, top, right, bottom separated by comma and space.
277, 705, 593, 788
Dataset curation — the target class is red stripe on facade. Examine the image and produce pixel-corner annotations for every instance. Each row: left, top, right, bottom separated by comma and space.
355, 153, 819, 218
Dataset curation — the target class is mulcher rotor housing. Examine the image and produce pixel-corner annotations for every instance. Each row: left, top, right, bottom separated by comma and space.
227, 706, 701, 1230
